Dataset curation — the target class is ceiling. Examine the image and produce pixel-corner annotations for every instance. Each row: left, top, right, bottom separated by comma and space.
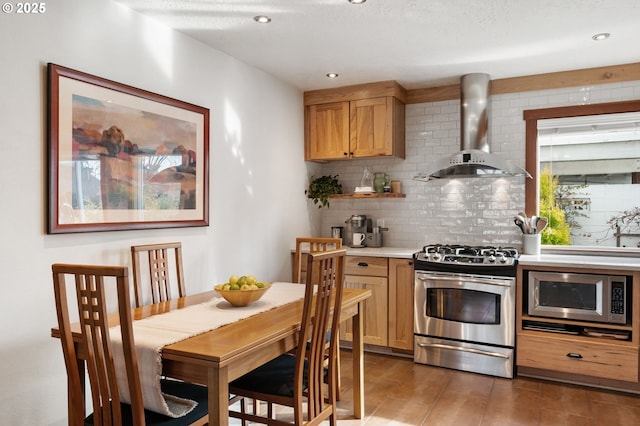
114, 0, 640, 92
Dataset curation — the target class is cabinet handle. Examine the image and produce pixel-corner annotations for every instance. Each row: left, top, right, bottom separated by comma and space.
566, 353, 583, 359
343, 152, 348, 157
357, 262, 369, 267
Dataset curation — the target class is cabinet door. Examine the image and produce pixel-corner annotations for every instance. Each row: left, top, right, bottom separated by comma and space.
350, 97, 393, 157
388, 258, 414, 351
307, 102, 350, 160
340, 274, 388, 346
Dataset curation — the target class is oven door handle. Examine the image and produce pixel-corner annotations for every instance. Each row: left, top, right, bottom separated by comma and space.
416, 273, 513, 287
417, 342, 510, 359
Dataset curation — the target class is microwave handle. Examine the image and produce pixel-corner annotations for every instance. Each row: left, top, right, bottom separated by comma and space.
416, 273, 513, 288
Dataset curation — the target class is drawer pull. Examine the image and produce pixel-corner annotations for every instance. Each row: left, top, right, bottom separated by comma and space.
357, 262, 369, 267
566, 352, 583, 359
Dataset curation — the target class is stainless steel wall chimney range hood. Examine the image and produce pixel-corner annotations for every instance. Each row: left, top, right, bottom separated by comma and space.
413, 73, 531, 181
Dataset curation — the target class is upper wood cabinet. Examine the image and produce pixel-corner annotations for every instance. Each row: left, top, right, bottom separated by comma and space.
304, 81, 406, 162
307, 102, 350, 160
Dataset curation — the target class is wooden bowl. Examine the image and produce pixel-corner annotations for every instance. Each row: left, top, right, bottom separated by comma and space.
214, 283, 271, 307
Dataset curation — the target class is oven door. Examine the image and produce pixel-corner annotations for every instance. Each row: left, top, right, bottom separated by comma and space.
414, 271, 515, 347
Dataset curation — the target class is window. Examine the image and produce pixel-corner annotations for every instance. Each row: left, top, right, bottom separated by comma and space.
524, 100, 640, 249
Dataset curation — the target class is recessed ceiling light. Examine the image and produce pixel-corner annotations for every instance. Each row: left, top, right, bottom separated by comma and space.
253, 15, 271, 24
326, 73, 339, 79
348, 0, 367, 4
592, 32, 610, 41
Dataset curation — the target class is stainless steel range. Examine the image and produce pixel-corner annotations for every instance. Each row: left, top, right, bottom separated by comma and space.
413, 245, 518, 378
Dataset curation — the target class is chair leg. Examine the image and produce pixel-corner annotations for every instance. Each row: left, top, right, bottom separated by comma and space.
335, 346, 341, 401
239, 397, 247, 426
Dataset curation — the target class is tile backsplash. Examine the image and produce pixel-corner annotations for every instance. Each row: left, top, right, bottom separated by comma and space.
315, 81, 640, 250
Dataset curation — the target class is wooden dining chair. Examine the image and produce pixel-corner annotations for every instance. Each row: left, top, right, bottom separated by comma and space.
293, 237, 344, 399
229, 248, 347, 425
52, 263, 209, 426
131, 242, 185, 308
292, 237, 342, 283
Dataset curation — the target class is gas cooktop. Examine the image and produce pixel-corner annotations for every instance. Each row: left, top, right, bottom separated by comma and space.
414, 244, 519, 274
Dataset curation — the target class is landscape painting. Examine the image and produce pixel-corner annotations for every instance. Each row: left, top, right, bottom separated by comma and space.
47, 63, 209, 233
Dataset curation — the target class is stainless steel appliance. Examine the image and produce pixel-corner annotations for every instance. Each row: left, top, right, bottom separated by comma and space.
414, 244, 518, 378
527, 271, 627, 324
345, 214, 367, 247
413, 73, 531, 181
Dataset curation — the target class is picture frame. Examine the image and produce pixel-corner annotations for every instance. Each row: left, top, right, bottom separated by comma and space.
47, 63, 209, 233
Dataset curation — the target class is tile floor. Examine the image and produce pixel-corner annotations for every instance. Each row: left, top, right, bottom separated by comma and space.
232, 349, 640, 425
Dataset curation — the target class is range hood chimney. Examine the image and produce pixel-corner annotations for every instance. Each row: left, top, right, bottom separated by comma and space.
413, 73, 531, 181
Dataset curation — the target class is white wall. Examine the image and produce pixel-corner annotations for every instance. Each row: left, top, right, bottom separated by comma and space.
0, 1, 318, 424
320, 81, 640, 250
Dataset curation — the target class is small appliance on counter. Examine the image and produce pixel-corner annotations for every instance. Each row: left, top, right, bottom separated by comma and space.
344, 214, 367, 247
344, 215, 387, 248
365, 218, 387, 247
365, 229, 384, 247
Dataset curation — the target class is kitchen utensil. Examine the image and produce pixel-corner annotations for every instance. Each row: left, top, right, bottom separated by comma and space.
514, 217, 526, 234
514, 214, 530, 234
536, 217, 548, 234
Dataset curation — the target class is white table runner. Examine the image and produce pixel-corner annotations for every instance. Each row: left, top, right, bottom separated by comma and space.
111, 282, 306, 417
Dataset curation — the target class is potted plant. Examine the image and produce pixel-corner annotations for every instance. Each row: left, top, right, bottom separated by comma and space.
305, 175, 342, 208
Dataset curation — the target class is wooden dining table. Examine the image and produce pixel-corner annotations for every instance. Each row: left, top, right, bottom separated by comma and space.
51, 286, 371, 426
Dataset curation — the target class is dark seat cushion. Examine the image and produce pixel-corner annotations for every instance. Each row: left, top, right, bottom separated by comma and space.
230, 354, 309, 398
85, 379, 209, 425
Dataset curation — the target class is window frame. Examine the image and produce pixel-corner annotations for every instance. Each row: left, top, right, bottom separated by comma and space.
523, 99, 640, 252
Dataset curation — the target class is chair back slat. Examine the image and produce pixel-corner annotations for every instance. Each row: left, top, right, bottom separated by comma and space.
52, 264, 145, 426
131, 242, 185, 307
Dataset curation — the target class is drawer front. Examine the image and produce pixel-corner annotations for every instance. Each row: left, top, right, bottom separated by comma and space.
517, 334, 639, 382
345, 256, 388, 277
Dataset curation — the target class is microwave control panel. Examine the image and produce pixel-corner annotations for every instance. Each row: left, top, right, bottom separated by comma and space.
611, 280, 626, 315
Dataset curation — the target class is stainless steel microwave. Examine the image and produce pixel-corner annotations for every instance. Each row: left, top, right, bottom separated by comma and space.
528, 271, 627, 324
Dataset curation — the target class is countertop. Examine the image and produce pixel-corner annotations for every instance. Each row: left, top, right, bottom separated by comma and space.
293, 246, 640, 270
293, 246, 418, 259
518, 253, 640, 271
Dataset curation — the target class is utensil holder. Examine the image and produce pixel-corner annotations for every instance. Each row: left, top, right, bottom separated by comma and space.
523, 234, 541, 255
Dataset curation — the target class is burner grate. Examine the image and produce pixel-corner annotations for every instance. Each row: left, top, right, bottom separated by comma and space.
415, 244, 519, 271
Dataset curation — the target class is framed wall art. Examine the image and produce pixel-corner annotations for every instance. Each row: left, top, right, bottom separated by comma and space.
47, 63, 209, 233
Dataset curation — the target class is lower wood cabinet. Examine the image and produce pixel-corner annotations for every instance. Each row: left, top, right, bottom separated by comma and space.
388, 258, 414, 351
293, 252, 414, 352
516, 265, 640, 389
517, 333, 638, 382
340, 256, 389, 346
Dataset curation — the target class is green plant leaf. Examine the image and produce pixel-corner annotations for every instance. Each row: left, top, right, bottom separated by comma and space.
305, 175, 342, 208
